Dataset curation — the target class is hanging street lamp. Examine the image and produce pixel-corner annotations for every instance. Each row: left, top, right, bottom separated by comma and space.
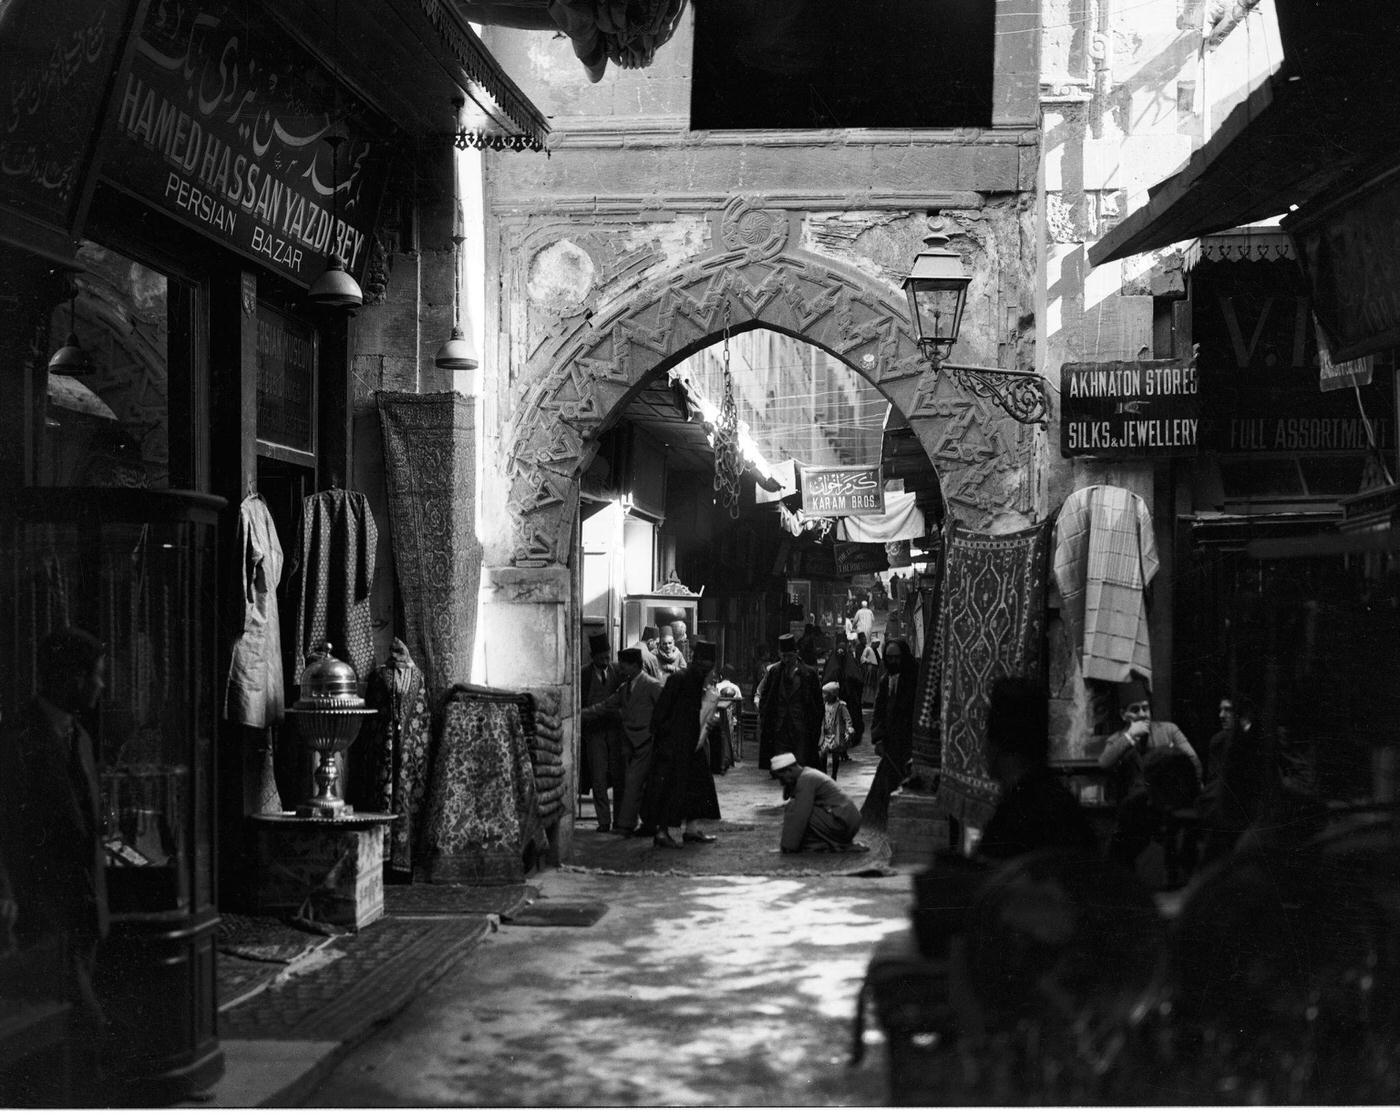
903, 214, 1050, 428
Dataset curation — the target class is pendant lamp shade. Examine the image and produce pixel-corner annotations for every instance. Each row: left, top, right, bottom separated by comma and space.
48, 289, 94, 377
434, 324, 479, 370
307, 251, 363, 310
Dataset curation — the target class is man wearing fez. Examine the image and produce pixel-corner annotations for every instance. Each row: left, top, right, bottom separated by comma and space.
1098, 673, 1201, 870
0, 627, 111, 1088
755, 632, 824, 771
582, 647, 665, 837
631, 625, 662, 680
579, 632, 624, 831
770, 752, 864, 853
647, 638, 723, 848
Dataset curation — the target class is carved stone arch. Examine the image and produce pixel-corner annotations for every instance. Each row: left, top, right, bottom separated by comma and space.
505, 221, 1033, 565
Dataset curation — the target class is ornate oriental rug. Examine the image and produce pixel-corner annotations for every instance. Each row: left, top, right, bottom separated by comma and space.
417, 686, 547, 885
376, 391, 480, 700
924, 521, 1051, 828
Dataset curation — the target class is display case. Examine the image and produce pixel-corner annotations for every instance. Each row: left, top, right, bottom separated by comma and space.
1, 487, 224, 1102
621, 591, 701, 648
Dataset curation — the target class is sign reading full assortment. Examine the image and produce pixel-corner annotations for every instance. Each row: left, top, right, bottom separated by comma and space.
1059, 359, 1200, 458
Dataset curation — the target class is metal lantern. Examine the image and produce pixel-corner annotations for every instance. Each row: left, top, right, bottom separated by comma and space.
288, 642, 376, 818
902, 220, 970, 366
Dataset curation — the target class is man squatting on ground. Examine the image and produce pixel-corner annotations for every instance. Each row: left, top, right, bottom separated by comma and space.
769, 752, 864, 853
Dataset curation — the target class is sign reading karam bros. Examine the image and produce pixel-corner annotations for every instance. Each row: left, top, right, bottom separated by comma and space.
98, 0, 390, 288
799, 465, 885, 516
1059, 359, 1200, 458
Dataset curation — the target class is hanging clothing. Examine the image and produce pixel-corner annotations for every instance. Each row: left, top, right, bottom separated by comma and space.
294, 488, 378, 686
225, 494, 286, 727
352, 640, 433, 873
1052, 485, 1159, 684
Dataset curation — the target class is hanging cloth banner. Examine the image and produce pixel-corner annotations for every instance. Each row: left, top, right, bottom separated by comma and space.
799, 465, 884, 516
836, 490, 926, 543
755, 459, 798, 503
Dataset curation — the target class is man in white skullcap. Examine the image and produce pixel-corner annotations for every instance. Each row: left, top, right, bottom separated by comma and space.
770, 752, 863, 853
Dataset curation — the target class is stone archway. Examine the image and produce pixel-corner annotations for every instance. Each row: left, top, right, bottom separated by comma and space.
503, 198, 1036, 566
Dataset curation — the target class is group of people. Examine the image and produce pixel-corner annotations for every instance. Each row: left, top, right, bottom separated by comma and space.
580, 630, 734, 849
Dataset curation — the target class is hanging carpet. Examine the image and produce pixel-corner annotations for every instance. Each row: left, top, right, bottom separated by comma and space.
927, 521, 1051, 828
376, 391, 481, 701
417, 685, 547, 886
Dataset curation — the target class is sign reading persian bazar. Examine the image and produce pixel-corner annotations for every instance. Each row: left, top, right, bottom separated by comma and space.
1060, 360, 1199, 458
98, 0, 389, 288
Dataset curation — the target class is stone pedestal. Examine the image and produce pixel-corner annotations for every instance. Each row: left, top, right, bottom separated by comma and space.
251, 813, 394, 930
886, 788, 951, 866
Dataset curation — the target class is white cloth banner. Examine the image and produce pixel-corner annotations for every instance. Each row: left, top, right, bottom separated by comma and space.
755, 459, 798, 503
835, 490, 926, 543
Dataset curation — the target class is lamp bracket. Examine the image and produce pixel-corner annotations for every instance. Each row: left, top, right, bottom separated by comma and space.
931, 359, 1050, 428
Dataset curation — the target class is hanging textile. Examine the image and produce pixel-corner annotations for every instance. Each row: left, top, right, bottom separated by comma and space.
377, 391, 481, 702
1051, 485, 1158, 684
225, 494, 286, 728
927, 521, 1051, 828
417, 685, 545, 885
836, 491, 926, 543
755, 459, 798, 503
293, 488, 377, 686
351, 639, 433, 873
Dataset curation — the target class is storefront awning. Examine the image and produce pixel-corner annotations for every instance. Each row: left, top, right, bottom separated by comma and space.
269, 0, 549, 150
1089, 3, 1400, 268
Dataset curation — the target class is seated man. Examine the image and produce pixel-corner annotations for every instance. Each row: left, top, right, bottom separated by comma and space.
770, 752, 864, 853
1097, 674, 1201, 871
976, 676, 1098, 862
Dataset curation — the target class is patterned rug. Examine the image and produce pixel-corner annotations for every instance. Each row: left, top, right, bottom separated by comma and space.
376, 391, 481, 700
505, 900, 609, 927
927, 521, 1051, 828
562, 816, 893, 878
386, 882, 538, 918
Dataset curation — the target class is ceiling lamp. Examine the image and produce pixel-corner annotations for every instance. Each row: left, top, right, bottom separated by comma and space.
307, 135, 362, 311
436, 97, 480, 380
47, 287, 93, 377
903, 213, 1050, 427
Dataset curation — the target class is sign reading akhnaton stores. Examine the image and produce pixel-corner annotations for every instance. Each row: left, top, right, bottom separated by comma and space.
1060, 359, 1200, 458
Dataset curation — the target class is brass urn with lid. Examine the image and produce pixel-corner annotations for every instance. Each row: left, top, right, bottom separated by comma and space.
287, 642, 377, 818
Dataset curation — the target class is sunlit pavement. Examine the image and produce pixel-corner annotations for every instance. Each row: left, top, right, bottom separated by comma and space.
302, 730, 916, 1107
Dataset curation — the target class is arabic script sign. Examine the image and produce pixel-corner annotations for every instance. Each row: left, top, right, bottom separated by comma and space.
1059, 360, 1200, 458
0, 0, 133, 235
100, 0, 389, 287
799, 465, 884, 516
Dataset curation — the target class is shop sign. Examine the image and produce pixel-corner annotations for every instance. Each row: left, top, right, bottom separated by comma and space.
99, 0, 389, 288
833, 542, 887, 576
256, 304, 316, 457
1288, 164, 1400, 363
1316, 317, 1374, 392
799, 465, 884, 516
1059, 360, 1200, 458
0, 0, 135, 239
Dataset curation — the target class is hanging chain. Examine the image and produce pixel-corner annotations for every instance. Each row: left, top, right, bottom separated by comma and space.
713, 303, 743, 519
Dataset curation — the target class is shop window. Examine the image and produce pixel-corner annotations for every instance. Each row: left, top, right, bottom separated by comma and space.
42, 242, 171, 488
1218, 457, 1305, 500
1298, 455, 1369, 498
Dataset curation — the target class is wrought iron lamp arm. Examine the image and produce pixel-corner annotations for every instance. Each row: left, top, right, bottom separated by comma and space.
919, 347, 1051, 428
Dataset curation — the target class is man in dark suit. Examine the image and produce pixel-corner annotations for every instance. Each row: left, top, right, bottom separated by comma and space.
0, 627, 111, 1088
755, 633, 824, 771
647, 640, 723, 848
579, 632, 624, 831
582, 647, 664, 836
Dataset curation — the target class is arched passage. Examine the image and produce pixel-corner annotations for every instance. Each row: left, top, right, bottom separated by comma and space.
503, 209, 1035, 567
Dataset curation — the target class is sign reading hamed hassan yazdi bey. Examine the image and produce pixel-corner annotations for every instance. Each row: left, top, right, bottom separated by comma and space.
1060, 359, 1200, 458
98, 0, 391, 289
799, 465, 884, 516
